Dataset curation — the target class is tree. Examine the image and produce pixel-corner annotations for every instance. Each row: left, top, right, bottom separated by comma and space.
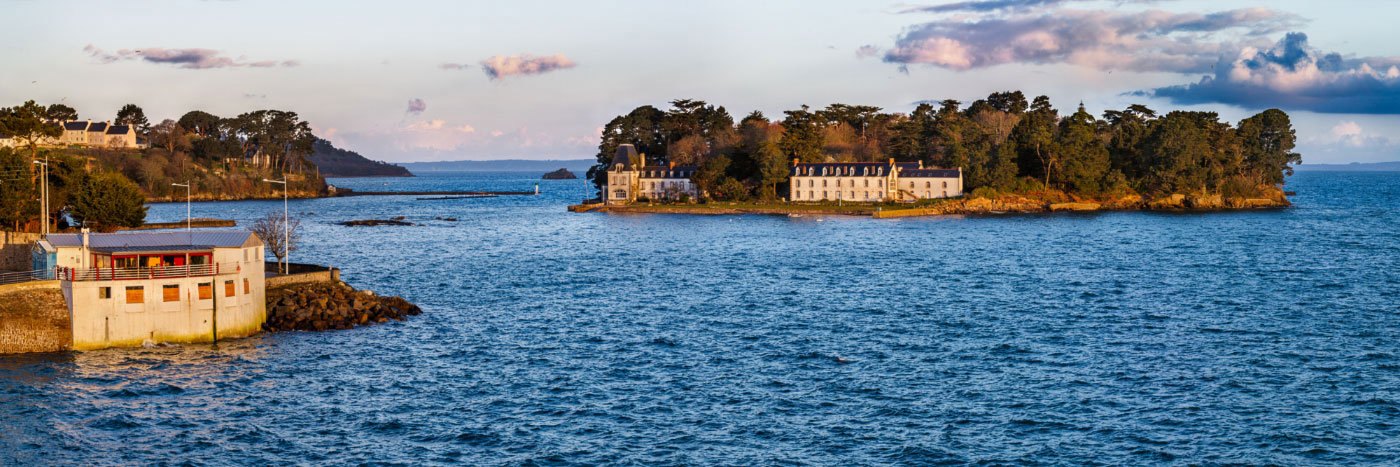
68, 171, 147, 231
0, 148, 38, 231
587, 105, 668, 195
1055, 104, 1110, 193
1236, 109, 1301, 186
756, 142, 790, 200
150, 119, 190, 154
0, 100, 63, 162
1011, 95, 1060, 188
693, 154, 731, 199
115, 104, 149, 135
250, 211, 301, 271
779, 105, 824, 162
46, 104, 78, 122
178, 110, 222, 138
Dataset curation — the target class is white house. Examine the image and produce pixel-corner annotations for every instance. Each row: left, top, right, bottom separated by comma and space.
605, 144, 699, 204
789, 159, 963, 202
36, 230, 267, 350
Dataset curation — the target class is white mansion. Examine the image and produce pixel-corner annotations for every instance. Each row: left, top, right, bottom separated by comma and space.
789, 159, 963, 202
604, 144, 700, 204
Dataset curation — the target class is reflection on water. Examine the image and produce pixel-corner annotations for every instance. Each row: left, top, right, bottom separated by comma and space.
2, 171, 1398, 465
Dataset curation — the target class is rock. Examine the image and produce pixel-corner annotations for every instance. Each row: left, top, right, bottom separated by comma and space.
340, 219, 414, 226
1186, 194, 1224, 209
263, 281, 424, 333
1050, 202, 1101, 211
542, 168, 578, 180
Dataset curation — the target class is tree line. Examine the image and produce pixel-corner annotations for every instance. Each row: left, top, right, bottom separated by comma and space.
588, 92, 1301, 201
0, 100, 325, 232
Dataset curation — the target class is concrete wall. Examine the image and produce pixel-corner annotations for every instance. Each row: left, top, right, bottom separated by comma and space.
266, 268, 340, 288
0, 281, 71, 353
62, 257, 265, 350
1, 232, 42, 271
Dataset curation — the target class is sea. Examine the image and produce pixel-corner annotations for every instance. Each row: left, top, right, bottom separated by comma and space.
0, 170, 1396, 466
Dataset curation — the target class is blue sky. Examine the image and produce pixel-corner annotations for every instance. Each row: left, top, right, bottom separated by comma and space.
2, 0, 1397, 163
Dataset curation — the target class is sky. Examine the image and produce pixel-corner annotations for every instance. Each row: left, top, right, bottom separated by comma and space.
2, 0, 1398, 164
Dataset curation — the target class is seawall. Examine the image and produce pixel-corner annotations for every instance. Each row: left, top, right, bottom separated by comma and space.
0, 281, 71, 353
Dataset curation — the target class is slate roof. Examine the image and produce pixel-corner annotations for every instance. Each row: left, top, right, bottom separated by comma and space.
791, 162, 920, 177
106, 125, 131, 135
612, 144, 640, 170
46, 231, 258, 249
639, 166, 697, 179
63, 121, 89, 131
900, 168, 961, 178
87, 122, 108, 132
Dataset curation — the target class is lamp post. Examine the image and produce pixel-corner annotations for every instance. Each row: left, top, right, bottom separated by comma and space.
262, 178, 288, 275
32, 160, 47, 235
171, 182, 191, 232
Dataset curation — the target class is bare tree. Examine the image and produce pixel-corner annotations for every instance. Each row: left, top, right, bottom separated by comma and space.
250, 211, 301, 274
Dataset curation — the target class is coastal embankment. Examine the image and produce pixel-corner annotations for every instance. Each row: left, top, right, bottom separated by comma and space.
263, 282, 421, 332
574, 188, 1291, 218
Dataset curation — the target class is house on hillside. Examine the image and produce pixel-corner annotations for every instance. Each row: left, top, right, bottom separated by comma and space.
85, 121, 109, 146
105, 124, 137, 149
34, 230, 268, 350
604, 144, 699, 204
60, 120, 90, 145
789, 159, 963, 202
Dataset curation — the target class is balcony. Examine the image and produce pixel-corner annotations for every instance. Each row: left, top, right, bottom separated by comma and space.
56, 263, 242, 282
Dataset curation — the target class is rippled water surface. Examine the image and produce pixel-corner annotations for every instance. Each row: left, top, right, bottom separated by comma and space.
2, 171, 1398, 466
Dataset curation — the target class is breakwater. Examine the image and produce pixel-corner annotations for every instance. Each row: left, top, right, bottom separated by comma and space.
263, 282, 422, 332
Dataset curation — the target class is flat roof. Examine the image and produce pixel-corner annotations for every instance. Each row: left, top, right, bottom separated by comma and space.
46, 231, 260, 249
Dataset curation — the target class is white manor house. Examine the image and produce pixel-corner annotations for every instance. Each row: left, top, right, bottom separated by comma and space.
789, 159, 963, 202
604, 144, 700, 205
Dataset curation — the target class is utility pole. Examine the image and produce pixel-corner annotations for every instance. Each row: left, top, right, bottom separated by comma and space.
33, 160, 48, 235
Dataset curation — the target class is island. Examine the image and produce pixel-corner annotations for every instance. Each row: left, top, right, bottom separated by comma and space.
571, 93, 1301, 218
542, 168, 578, 179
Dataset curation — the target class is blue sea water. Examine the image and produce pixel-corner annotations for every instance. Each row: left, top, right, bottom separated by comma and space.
1, 171, 1397, 466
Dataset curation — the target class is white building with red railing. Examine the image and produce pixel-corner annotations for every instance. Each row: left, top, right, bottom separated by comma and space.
35, 230, 267, 350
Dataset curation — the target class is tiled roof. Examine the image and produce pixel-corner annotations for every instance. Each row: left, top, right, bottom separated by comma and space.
87, 122, 108, 132
612, 144, 640, 170
46, 231, 258, 249
64, 121, 89, 131
901, 168, 961, 178
106, 125, 131, 135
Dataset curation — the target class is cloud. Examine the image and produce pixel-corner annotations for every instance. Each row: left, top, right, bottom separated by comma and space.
243, 93, 266, 99
1143, 33, 1400, 114
407, 98, 426, 114
83, 44, 299, 69
901, 0, 1163, 14
856, 45, 880, 58
334, 120, 597, 160
881, 7, 1299, 73
475, 53, 577, 80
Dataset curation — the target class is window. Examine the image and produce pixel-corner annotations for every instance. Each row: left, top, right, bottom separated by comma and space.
98, 287, 111, 299
925, 191, 931, 198
224, 280, 235, 297
836, 179, 841, 187
909, 182, 915, 188
244, 279, 250, 295
198, 282, 212, 300
809, 191, 814, 199
808, 180, 813, 187
823, 191, 828, 198
878, 180, 883, 187
125, 286, 144, 304
163, 284, 180, 302
794, 191, 800, 199
863, 180, 868, 187
943, 181, 948, 188
926, 181, 931, 188
943, 190, 948, 197
822, 180, 827, 187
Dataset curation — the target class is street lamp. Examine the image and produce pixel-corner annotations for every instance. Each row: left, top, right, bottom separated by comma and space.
171, 182, 191, 232
262, 178, 288, 275
32, 160, 47, 236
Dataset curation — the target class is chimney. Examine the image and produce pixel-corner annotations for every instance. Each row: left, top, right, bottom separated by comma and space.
792, 157, 799, 167
81, 228, 90, 248
669, 161, 675, 169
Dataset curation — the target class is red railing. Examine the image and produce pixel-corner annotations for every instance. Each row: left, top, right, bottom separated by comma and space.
57, 263, 241, 282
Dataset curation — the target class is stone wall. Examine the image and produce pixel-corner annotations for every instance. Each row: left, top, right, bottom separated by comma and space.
1, 232, 42, 271
0, 281, 72, 353
265, 262, 341, 288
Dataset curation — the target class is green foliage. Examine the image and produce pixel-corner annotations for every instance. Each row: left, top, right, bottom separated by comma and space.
591, 93, 1301, 201
0, 148, 38, 230
715, 177, 748, 201
0, 100, 63, 159
115, 104, 150, 134
68, 171, 147, 231
46, 104, 78, 121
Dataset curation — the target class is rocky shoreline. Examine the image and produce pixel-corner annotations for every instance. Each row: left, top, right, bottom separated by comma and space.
264, 282, 422, 332
575, 188, 1291, 218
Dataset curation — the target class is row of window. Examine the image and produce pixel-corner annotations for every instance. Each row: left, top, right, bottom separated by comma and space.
794, 178, 950, 189
795, 166, 886, 177
794, 190, 951, 200
99, 279, 251, 305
